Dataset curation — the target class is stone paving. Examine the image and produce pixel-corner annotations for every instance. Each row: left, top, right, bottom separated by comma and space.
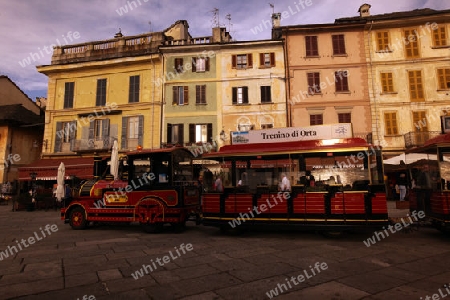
0, 202, 449, 299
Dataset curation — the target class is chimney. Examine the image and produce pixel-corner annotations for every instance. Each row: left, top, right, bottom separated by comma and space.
272, 13, 281, 28
212, 27, 231, 43
358, 4, 371, 17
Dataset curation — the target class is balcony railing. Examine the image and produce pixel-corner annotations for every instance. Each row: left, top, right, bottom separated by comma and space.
404, 131, 441, 148
72, 137, 116, 152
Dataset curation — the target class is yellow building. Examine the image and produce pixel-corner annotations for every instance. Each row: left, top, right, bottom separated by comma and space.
277, 15, 372, 141
336, 4, 450, 153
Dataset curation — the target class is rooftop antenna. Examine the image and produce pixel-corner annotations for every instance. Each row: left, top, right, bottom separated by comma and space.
225, 13, 232, 32
148, 21, 152, 32
211, 8, 219, 28
269, 3, 274, 14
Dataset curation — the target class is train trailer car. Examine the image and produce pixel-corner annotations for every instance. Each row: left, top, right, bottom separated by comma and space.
61, 148, 201, 233
201, 138, 389, 234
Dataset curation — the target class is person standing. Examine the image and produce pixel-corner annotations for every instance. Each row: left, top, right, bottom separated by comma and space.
397, 173, 408, 201
214, 176, 223, 192
280, 173, 291, 192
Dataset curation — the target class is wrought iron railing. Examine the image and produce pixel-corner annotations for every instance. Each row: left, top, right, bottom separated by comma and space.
72, 137, 116, 151
403, 131, 441, 148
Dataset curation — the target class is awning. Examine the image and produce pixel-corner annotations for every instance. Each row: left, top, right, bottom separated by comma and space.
18, 157, 94, 181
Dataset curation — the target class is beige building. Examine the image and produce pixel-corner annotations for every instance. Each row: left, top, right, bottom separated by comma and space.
0, 76, 44, 185
276, 15, 372, 141
336, 4, 450, 153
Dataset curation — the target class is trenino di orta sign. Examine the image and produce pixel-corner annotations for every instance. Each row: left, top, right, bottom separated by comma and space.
231, 124, 353, 145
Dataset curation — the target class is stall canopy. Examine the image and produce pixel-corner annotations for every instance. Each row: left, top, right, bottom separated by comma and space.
383, 153, 440, 165
18, 157, 94, 181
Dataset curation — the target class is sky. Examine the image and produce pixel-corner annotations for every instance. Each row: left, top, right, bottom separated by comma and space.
1, 0, 449, 102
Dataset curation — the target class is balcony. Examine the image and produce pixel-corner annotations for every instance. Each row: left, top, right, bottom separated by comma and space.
72, 137, 116, 152
404, 131, 441, 148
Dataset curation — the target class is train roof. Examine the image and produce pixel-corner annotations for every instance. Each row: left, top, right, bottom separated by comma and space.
406, 133, 450, 154
204, 138, 372, 158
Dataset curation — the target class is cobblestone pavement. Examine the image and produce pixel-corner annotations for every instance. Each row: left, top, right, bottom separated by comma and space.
0, 203, 449, 300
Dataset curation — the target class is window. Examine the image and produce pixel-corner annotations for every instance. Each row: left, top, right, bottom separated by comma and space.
305, 36, 318, 57
196, 85, 206, 104
437, 68, 450, 90
376, 32, 390, 52
261, 124, 273, 129
54, 121, 77, 152
260, 86, 271, 103
238, 124, 254, 131
408, 70, 424, 102
189, 124, 212, 143
384, 112, 398, 135
413, 111, 429, 144
404, 29, 419, 58
380, 72, 394, 93
172, 86, 189, 105
332, 34, 346, 55
121, 116, 143, 149
338, 113, 351, 123
335, 71, 349, 92
307, 72, 321, 94
232, 87, 249, 104
94, 119, 109, 141
432, 26, 447, 47
129, 75, 140, 103
192, 57, 210, 72
96, 79, 107, 106
64, 82, 74, 109
232, 54, 253, 69
167, 123, 184, 144
310, 114, 323, 125
259, 53, 275, 68
174, 58, 184, 73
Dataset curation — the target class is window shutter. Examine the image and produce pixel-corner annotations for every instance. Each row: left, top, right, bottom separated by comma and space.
232, 87, 237, 104
89, 121, 94, 140
183, 86, 189, 105
232, 55, 236, 68
243, 86, 248, 103
179, 124, 184, 145
121, 117, 128, 149
259, 53, 264, 67
138, 115, 144, 147
196, 85, 200, 104
207, 123, 213, 142
54, 122, 63, 152
69, 120, 77, 151
172, 86, 177, 105
102, 119, 110, 140
270, 52, 275, 67
192, 57, 197, 72
247, 54, 253, 68
167, 124, 172, 143
189, 124, 195, 143
205, 57, 210, 71
307, 73, 314, 92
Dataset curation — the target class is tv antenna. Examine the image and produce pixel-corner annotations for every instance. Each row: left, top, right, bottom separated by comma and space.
211, 8, 219, 28
269, 3, 274, 14
225, 14, 232, 32
148, 21, 152, 32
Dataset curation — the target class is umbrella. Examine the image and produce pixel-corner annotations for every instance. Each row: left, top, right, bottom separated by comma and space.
55, 162, 65, 201
110, 140, 119, 180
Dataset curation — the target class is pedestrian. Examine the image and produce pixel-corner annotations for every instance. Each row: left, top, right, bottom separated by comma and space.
214, 175, 223, 192
397, 173, 407, 201
279, 173, 291, 192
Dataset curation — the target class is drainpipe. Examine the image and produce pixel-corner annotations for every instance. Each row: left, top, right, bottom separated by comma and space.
368, 20, 380, 146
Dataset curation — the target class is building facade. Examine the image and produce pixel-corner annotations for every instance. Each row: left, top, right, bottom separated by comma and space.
345, 5, 450, 153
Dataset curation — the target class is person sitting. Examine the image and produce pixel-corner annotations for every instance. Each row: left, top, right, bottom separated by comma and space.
279, 173, 291, 192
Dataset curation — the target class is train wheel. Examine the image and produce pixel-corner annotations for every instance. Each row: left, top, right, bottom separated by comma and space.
69, 207, 88, 230
141, 223, 163, 233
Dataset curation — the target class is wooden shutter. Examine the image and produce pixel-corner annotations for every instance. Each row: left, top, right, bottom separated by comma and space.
178, 124, 184, 145
189, 124, 195, 143
404, 29, 419, 58
381, 73, 393, 93
137, 116, 144, 146
183, 86, 189, 105
54, 122, 63, 152
437, 69, 450, 90
69, 120, 77, 151
207, 123, 213, 142
167, 124, 172, 143
121, 117, 128, 149
89, 121, 95, 140
247, 54, 253, 68
243, 86, 248, 103
191, 57, 197, 72
231, 55, 237, 68
175, 58, 183, 72
384, 112, 398, 135
102, 119, 110, 140
408, 70, 424, 101
232, 87, 237, 104
259, 53, 264, 67
270, 52, 275, 67
172, 86, 177, 105
205, 57, 210, 71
